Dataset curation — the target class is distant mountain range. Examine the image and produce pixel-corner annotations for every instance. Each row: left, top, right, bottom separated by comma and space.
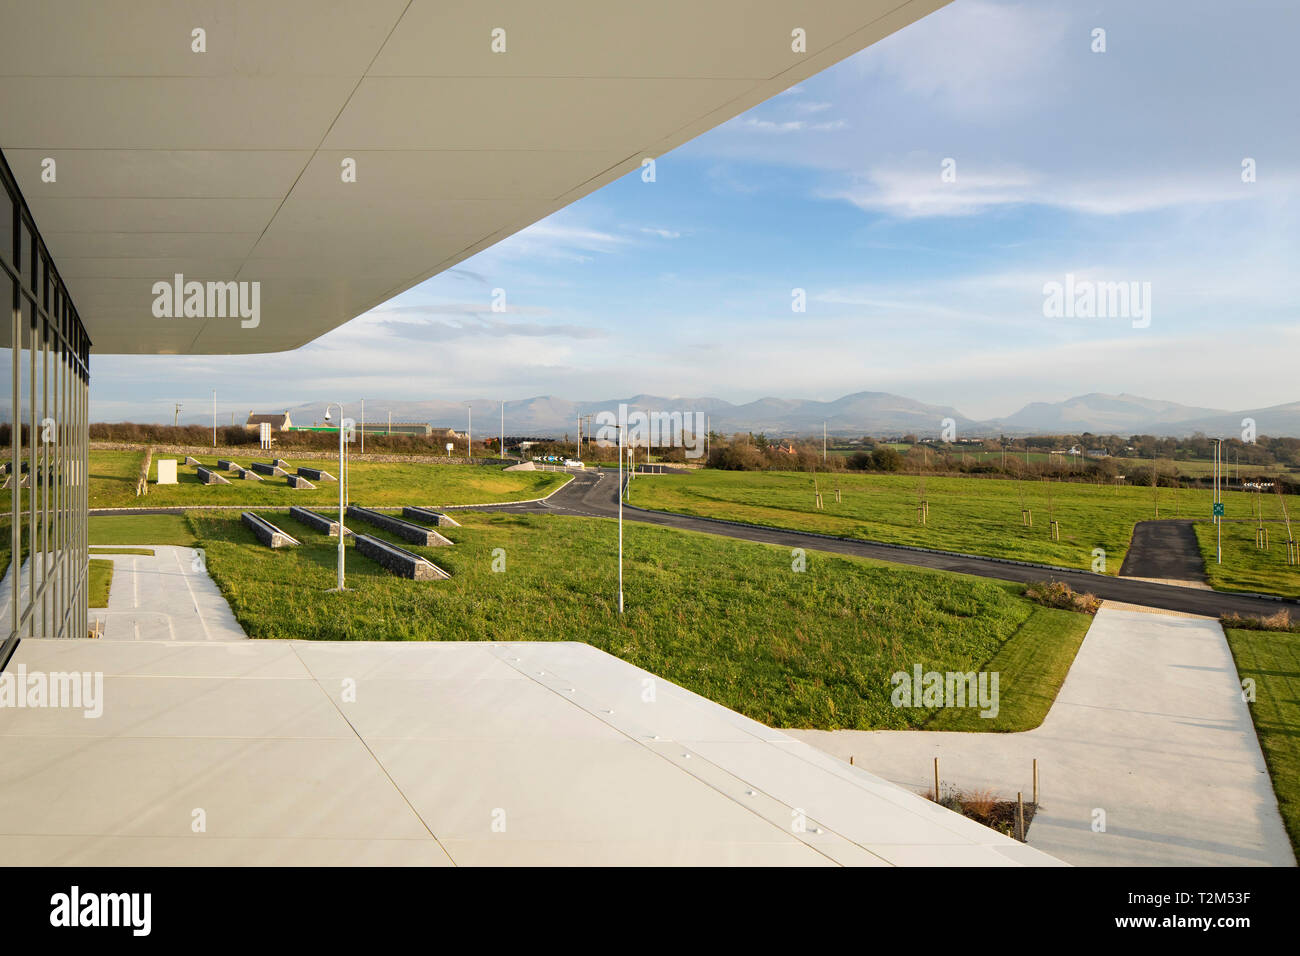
271, 391, 1300, 440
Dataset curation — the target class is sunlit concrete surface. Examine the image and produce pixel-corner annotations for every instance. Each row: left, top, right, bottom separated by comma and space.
92, 546, 247, 641
788, 605, 1296, 867
0, 639, 1060, 866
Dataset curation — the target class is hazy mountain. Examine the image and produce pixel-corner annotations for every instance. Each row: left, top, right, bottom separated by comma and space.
997, 393, 1225, 434
271, 391, 1300, 439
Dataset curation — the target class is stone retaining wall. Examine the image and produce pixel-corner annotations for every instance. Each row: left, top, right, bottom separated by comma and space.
241, 512, 299, 549
354, 533, 449, 581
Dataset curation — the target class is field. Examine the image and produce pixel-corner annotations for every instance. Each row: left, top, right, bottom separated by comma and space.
87, 448, 566, 510
627, 469, 1300, 597
181, 508, 1090, 731
1225, 627, 1300, 855
1195, 521, 1300, 596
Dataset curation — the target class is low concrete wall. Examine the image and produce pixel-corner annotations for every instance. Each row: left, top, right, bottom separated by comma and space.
216, 459, 239, 470
402, 506, 461, 528
354, 533, 449, 581
241, 512, 300, 549
286, 474, 315, 489
195, 466, 229, 485
250, 462, 289, 477
348, 506, 453, 546
233, 467, 262, 481
297, 467, 336, 481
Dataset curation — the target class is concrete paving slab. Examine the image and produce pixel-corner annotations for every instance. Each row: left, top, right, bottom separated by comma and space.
786, 606, 1295, 867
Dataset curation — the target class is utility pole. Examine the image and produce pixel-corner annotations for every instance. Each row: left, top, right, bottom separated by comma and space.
173, 402, 182, 428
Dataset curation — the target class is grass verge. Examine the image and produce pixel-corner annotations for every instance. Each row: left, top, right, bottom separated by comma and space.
88, 558, 114, 608
1224, 627, 1300, 857
924, 606, 1091, 732
89, 514, 196, 546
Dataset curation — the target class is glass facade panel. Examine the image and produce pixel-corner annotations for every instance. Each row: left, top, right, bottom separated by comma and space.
1, 275, 12, 634
0, 153, 90, 659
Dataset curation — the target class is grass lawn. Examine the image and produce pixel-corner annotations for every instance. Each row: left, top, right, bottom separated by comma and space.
923, 606, 1091, 732
89, 448, 566, 510
1224, 627, 1300, 856
187, 508, 1090, 730
88, 558, 114, 608
1194, 521, 1300, 598
89, 513, 196, 546
628, 470, 1300, 598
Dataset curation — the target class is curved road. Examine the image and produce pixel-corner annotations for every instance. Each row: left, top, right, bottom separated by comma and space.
461, 468, 1296, 620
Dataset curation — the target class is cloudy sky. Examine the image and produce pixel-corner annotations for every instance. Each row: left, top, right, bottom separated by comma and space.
92, 0, 1300, 424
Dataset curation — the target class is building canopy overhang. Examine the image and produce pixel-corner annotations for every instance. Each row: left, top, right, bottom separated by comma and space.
0, 0, 948, 355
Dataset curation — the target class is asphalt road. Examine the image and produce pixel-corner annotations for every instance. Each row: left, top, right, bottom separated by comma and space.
1119, 520, 1207, 582
461, 467, 1295, 620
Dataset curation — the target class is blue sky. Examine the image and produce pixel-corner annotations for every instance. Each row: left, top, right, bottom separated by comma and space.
93, 0, 1300, 423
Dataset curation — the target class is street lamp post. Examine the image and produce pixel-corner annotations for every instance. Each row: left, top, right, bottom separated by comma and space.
1211, 437, 1223, 564
617, 424, 624, 614
324, 403, 347, 590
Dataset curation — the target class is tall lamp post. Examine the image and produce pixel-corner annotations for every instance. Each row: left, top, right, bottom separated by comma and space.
324, 403, 347, 591
1211, 437, 1223, 564
617, 423, 624, 614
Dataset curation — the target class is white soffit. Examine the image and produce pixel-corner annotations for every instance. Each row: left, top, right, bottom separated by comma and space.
0, 0, 951, 355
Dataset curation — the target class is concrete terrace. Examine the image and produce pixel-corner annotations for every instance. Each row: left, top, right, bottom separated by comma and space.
0, 638, 1060, 866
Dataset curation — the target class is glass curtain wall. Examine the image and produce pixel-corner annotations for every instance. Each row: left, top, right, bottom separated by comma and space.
1, 151, 90, 664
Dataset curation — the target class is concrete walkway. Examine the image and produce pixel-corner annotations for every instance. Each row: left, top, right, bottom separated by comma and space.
788, 605, 1295, 867
92, 546, 246, 642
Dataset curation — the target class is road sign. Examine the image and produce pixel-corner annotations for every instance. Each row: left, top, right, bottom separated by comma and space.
1213, 502, 1225, 517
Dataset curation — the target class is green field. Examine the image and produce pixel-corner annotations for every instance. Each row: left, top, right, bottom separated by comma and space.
626, 469, 1300, 597
182, 508, 1091, 731
87, 448, 566, 510
1225, 627, 1300, 855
